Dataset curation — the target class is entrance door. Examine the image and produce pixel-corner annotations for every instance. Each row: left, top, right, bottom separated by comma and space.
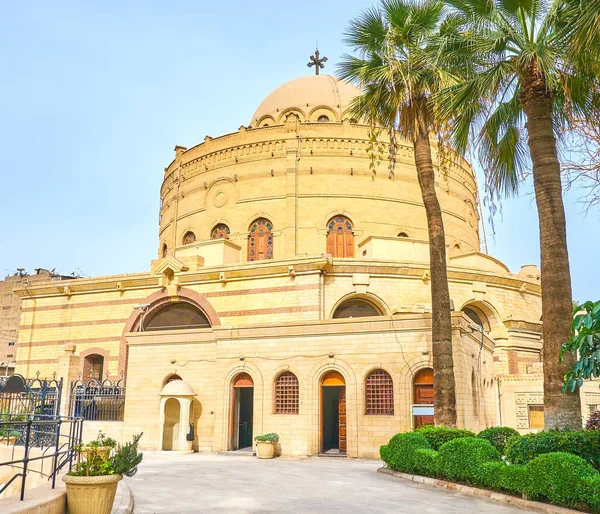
321, 371, 346, 454
413, 368, 434, 429
231, 373, 254, 450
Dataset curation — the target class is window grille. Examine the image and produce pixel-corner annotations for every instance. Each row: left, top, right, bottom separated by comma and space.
365, 369, 394, 415
274, 372, 299, 414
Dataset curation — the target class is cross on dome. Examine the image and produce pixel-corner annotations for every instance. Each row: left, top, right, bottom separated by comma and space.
307, 48, 328, 75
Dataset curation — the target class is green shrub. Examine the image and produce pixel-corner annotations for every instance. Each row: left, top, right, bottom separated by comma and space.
477, 427, 520, 455
505, 431, 558, 465
412, 448, 440, 477
380, 432, 432, 473
523, 452, 598, 508
505, 430, 600, 470
581, 474, 600, 512
415, 426, 475, 451
438, 437, 501, 483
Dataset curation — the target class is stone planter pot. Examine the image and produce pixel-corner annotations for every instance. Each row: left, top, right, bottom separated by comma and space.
63, 473, 122, 514
256, 441, 276, 459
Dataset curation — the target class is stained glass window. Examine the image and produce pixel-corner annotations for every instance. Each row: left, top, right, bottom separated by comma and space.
274, 372, 299, 414
248, 218, 273, 261
366, 369, 394, 415
211, 223, 230, 240
326, 216, 354, 257
183, 231, 196, 245
318, 115, 330, 122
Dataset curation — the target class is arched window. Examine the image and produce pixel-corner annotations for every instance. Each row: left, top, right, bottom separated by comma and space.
333, 298, 382, 319
161, 244, 168, 258
211, 223, 230, 240
144, 302, 211, 331
317, 115, 330, 122
462, 306, 489, 332
365, 369, 394, 415
326, 216, 354, 258
274, 371, 299, 414
248, 218, 273, 261
397, 232, 409, 238
83, 354, 104, 381
183, 231, 196, 245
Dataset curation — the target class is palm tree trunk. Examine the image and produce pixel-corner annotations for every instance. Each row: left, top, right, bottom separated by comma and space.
413, 117, 457, 427
520, 76, 582, 430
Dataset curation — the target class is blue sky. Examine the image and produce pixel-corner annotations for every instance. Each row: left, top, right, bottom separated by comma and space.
0, 0, 598, 300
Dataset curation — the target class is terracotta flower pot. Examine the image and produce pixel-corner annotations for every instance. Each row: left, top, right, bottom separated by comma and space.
63, 474, 122, 514
256, 441, 276, 459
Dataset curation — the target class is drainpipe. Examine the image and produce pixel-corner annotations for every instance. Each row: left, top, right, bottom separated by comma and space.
497, 377, 503, 427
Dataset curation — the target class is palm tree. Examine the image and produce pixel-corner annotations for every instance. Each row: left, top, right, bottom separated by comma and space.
437, 0, 600, 429
338, 0, 458, 427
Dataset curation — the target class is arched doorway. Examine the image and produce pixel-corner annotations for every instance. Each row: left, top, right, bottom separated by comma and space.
413, 368, 434, 429
231, 373, 254, 451
320, 370, 346, 454
162, 398, 181, 451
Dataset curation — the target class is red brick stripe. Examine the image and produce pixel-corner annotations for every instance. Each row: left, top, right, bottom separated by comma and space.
21, 298, 147, 313
18, 337, 121, 348
19, 318, 129, 331
219, 305, 319, 317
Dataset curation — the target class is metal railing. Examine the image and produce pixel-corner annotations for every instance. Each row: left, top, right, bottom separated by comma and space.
0, 374, 63, 417
0, 415, 83, 501
69, 378, 125, 421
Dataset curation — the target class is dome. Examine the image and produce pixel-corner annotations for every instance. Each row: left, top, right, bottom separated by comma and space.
250, 74, 362, 127
160, 379, 196, 396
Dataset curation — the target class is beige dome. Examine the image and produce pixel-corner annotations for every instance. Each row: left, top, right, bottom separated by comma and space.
250, 74, 362, 126
160, 379, 196, 396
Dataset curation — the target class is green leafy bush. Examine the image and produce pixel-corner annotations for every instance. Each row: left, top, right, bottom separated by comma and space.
411, 448, 439, 477
415, 426, 475, 450
505, 431, 558, 465
254, 433, 279, 443
474, 461, 526, 494
505, 430, 600, 470
523, 452, 598, 508
380, 432, 431, 473
582, 474, 600, 512
438, 437, 501, 483
477, 427, 520, 455
70, 433, 143, 477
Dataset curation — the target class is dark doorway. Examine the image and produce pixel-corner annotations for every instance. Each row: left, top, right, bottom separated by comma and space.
231, 373, 254, 450
321, 370, 346, 454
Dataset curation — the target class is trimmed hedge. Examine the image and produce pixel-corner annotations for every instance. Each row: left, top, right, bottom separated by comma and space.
415, 426, 475, 450
380, 430, 600, 513
438, 437, 501, 483
523, 452, 597, 508
477, 426, 520, 455
505, 430, 600, 470
380, 432, 431, 473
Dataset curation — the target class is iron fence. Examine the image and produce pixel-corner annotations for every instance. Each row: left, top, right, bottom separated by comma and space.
0, 374, 62, 417
0, 415, 83, 501
69, 378, 126, 421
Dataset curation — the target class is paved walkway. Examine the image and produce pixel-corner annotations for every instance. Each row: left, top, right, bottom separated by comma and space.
127, 452, 534, 513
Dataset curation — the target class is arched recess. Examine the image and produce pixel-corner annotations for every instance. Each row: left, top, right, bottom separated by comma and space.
162, 398, 181, 451
330, 293, 389, 319
256, 114, 276, 127
79, 347, 110, 381
276, 107, 306, 124
120, 288, 220, 376
459, 300, 503, 335
308, 105, 338, 122
144, 303, 211, 331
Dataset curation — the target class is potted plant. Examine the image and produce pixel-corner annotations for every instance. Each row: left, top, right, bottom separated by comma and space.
254, 433, 279, 459
0, 411, 25, 445
63, 432, 143, 514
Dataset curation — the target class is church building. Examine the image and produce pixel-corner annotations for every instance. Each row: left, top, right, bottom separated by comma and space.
14, 63, 599, 458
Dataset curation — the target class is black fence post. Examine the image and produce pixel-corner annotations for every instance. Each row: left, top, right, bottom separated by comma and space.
19, 418, 32, 501
51, 417, 62, 489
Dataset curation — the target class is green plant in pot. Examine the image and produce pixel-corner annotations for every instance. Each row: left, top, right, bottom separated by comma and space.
254, 433, 279, 459
63, 432, 143, 514
0, 411, 26, 445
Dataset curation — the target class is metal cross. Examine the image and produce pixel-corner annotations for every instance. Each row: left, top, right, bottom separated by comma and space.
307, 48, 328, 75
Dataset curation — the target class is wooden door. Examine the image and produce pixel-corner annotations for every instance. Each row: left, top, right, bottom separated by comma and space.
414, 368, 434, 429
338, 390, 347, 453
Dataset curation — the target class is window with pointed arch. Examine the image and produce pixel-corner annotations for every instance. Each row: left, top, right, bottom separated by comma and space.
365, 369, 394, 415
182, 231, 196, 245
211, 223, 230, 240
248, 218, 273, 261
274, 371, 299, 414
326, 216, 354, 258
